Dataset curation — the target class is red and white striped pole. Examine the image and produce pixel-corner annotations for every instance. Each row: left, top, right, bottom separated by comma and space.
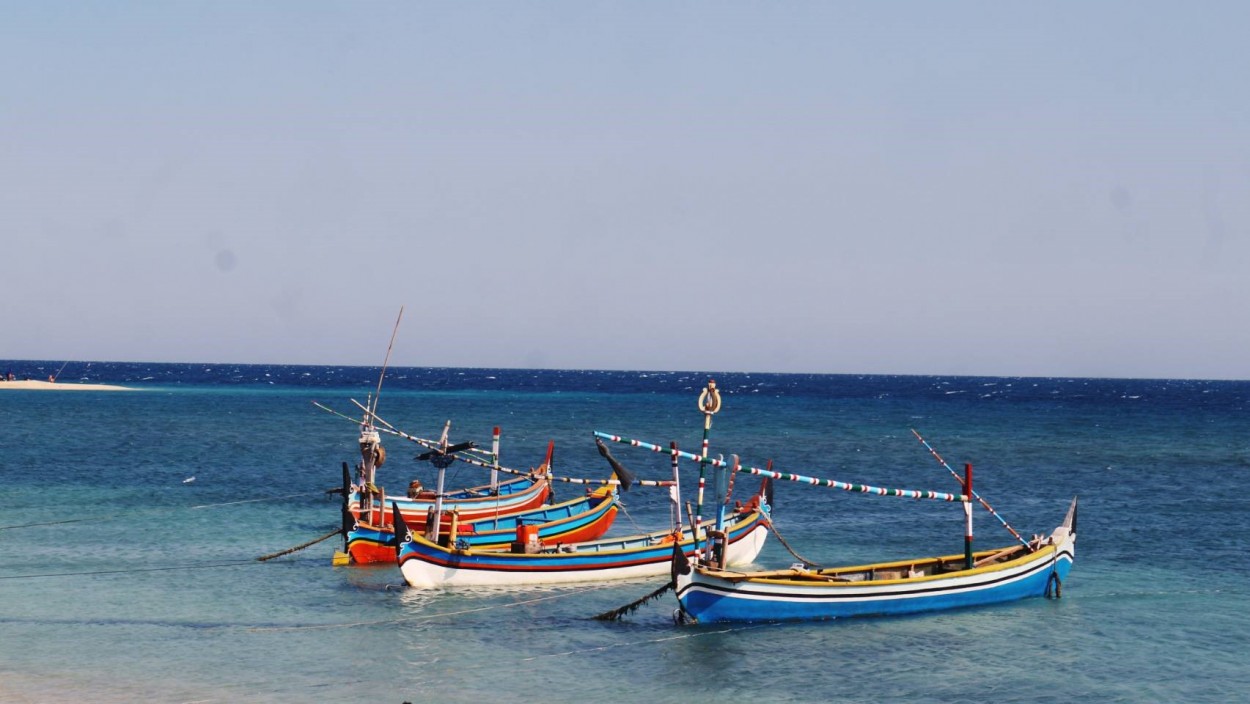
490, 426, 501, 492
963, 463, 974, 569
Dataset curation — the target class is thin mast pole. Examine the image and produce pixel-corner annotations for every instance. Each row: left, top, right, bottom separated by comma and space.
669, 442, 683, 534
371, 306, 404, 418
429, 420, 450, 544
964, 463, 975, 569
695, 379, 721, 557
490, 426, 501, 492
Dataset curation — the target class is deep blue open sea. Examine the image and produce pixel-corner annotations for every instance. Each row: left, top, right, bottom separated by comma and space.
3, 361, 1249, 703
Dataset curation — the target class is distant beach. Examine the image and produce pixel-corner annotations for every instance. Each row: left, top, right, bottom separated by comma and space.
0, 380, 132, 391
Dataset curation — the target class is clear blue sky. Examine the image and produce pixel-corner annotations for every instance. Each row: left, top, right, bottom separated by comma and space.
3, 3, 1247, 379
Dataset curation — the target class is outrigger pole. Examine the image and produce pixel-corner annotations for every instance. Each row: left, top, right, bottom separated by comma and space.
910, 429, 1032, 550
313, 402, 677, 489
593, 432, 969, 502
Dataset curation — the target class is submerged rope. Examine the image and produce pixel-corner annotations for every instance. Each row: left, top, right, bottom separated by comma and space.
0, 491, 327, 532
0, 560, 261, 580
248, 582, 620, 632
592, 582, 673, 621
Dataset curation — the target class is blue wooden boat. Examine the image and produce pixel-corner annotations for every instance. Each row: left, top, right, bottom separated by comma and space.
347, 486, 619, 563
674, 497, 1077, 623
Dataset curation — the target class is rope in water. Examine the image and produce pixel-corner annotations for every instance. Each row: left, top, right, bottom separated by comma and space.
399, 624, 773, 693
0, 491, 329, 531
247, 582, 622, 632
2, 522, 342, 576
518, 623, 771, 662
256, 527, 341, 562
0, 560, 262, 580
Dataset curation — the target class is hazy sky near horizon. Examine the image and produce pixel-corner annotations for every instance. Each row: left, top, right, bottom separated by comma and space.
3, 3, 1248, 379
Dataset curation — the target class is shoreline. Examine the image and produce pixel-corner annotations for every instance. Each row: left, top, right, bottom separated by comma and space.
0, 380, 134, 391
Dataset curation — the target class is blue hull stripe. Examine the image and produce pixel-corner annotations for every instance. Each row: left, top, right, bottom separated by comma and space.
678, 549, 1073, 622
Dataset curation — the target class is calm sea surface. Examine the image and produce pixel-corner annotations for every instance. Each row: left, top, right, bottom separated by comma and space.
2, 362, 1248, 702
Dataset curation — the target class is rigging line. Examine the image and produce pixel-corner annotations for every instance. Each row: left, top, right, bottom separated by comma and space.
247, 583, 621, 632
616, 500, 645, 534
909, 429, 1032, 550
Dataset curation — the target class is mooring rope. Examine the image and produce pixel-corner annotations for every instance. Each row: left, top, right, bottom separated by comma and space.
592, 581, 673, 621
247, 582, 621, 632
0, 560, 262, 580
766, 517, 823, 569
519, 622, 771, 661
256, 527, 342, 562
398, 623, 775, 691
0, 491, 327, 531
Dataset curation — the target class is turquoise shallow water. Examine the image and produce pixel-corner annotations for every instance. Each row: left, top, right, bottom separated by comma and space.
2, 363, 1249, 702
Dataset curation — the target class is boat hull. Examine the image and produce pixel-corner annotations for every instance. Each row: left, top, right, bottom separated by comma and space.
676, 501, 1077, 624
347, 489, 619, 564
397, 503, 772, 588
349, 474, 550, 530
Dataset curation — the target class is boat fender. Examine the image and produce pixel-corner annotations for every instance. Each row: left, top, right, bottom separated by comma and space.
374, 444, 386, 467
